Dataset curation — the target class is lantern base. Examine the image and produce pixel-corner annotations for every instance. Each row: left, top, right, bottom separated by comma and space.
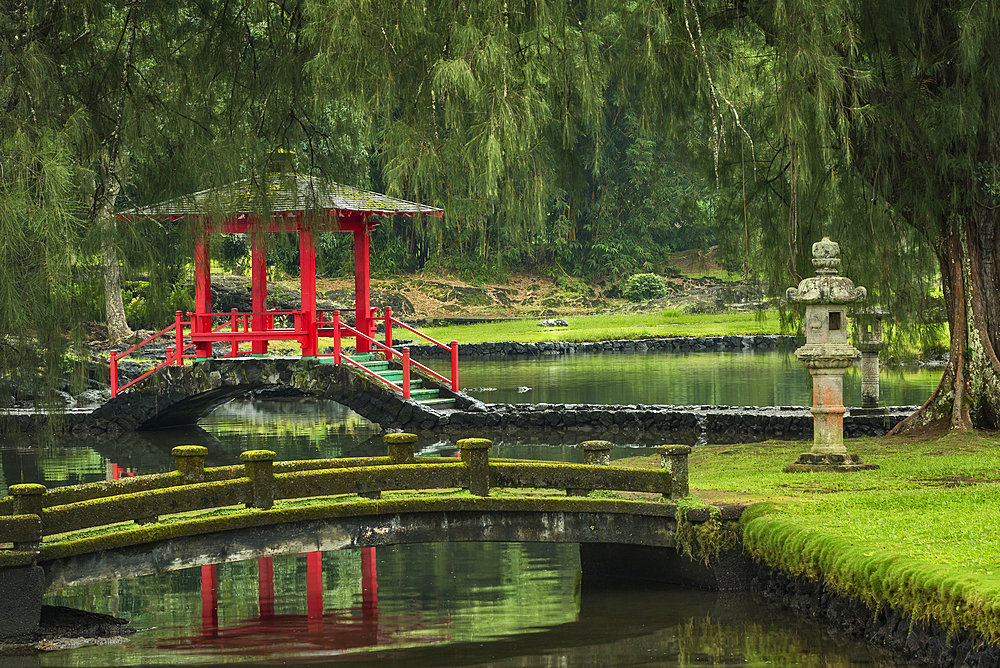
783, 452, 879, 473
848, 407, 887, 416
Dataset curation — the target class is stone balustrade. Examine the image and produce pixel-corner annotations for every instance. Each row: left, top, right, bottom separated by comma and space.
1, 434, 689, 554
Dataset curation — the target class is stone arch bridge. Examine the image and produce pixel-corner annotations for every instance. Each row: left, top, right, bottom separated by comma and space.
0, 439, 747, 637
89, 357, 484, 432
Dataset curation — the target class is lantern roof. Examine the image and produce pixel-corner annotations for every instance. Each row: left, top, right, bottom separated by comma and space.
786, 237, 867, 305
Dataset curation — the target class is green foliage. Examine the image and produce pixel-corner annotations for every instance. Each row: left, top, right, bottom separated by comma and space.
702, 0, 1000, 384
217, 235, 250, 275
307, 0, 716, 279
121, 281, 192, 331
622, 273, 669, 302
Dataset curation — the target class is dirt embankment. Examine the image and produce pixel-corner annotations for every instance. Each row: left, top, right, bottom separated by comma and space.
93, 247, 754, 346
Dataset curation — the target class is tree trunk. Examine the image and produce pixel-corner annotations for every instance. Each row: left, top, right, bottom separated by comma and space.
101, 219, 133, 343
891, 210, 1000, 433
96, 160, 133, 343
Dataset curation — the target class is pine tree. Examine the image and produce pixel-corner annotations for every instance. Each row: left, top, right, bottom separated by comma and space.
1, 0, 323, 348
703, 0, 1000, 431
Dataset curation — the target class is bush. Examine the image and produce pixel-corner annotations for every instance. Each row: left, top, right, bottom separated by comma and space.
622, 273, 668, 302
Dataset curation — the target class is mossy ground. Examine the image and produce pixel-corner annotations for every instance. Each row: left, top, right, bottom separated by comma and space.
619, 427, 1000, 570
623, 426, 1000, 641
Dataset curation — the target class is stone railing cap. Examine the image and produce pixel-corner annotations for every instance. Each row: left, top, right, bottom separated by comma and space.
580, 440, 613, 451
384, 433, 419, 444
657, 445, 692, 455
172, 445, 208, 457
240, 450, 278, 462
457, 438, 493, 450
8, 483, 47, 495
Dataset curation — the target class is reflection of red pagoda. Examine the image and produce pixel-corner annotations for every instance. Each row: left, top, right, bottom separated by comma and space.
163, 548, 451, 657
108, 463, 135, 480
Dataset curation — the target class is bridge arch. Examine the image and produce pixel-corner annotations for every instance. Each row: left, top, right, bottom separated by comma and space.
89, 357, 477, 431
39, 506, 739, 594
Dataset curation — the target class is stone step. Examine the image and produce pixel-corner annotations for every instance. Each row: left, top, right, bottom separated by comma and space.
418, 397, 456, 408
409, 389, 440, 399
359, 361, 390, 372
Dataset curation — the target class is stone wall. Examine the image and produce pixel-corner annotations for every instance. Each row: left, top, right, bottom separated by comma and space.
7, 335, 915, 442
750, 562, 1000, 667
406, 334, 797, 357
433, 403, 914, 442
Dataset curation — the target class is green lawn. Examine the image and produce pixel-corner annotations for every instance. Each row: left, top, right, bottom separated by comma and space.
415, 310, 783, 345
622, 429, 1000, 640
623, 431, 1000, 572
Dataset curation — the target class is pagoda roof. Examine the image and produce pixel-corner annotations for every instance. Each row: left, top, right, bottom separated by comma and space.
119, 174, 443, 220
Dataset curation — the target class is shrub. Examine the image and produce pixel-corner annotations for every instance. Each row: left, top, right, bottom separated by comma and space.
622, 273, 668, 302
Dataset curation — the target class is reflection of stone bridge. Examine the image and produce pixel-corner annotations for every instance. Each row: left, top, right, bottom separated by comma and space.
87, 357, 485, 432
0, 437, 747, 637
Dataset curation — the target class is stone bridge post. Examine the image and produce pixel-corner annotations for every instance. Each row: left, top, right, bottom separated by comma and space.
1, 484, 47, 638
241, 450, 278, 510
385, 432, 418, 463
567, 440, 613, 496
658, 445, 691, 499
173, 446, 208, 483
458, 438, 492, 497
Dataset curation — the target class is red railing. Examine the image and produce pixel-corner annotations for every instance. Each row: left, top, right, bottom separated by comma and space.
109, 308, 459, 401
374, 307, 459, 392
110, 315, 187, 396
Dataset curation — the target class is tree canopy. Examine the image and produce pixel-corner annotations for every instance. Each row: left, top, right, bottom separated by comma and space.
706, 0, 1000, 430
5, 0, 1000, 433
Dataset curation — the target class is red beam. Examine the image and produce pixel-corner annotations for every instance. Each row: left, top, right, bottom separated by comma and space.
354, 228, 371, 353
193, 230, 212, 359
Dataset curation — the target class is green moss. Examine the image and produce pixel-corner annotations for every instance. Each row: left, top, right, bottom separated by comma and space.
171, 446, 208, 457
741, 502, 1000, 643
457, 438, 493, 450
383, 432, 418, 445
674, 497, 740, 566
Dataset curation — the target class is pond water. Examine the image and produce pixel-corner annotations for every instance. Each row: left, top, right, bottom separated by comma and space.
423, 349, 941, 407
2, 350, 936, 666
40, 542, 908, 668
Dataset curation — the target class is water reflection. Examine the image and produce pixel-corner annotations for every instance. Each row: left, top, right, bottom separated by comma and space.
423, 350, 941, 407
37, 542, 907, 667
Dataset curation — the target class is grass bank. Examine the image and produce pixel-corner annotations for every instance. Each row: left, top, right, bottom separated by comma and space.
621, 429, 1000, 641
415, 310, 783, 345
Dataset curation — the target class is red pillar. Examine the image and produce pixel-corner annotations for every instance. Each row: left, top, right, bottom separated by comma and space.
194, 229, 213, 359
306, 552, 323, 632
300, 230, 318, 358
201, 563, 219, 637
353, 227, 371, 353
251, 227, 268, 356
258, 557, 274, 618
361, 547, 377, 621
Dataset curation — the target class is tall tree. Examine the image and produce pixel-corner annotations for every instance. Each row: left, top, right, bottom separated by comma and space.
1, 0, 326, 347
308, 0, 1000, 432
702, 0, 1000, 432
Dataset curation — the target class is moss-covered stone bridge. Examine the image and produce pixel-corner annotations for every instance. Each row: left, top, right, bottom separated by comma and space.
0, 435, 746, 638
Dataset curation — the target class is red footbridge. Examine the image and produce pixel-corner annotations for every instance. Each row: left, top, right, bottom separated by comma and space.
111, 167, 460, 411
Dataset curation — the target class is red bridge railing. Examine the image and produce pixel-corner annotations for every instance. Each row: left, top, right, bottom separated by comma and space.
109, 308, 459, 400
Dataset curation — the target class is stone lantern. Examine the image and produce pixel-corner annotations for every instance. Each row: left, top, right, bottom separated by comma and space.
853, 308, 887, 412
784, 237, 878, 472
